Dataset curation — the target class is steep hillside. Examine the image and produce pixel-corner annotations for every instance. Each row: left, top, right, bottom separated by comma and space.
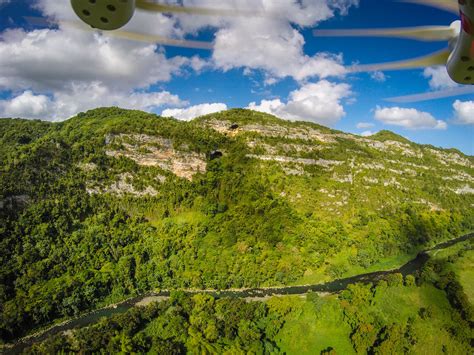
1, 107, 473, 341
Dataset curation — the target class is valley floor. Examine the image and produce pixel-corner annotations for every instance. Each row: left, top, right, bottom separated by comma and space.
5, 233, 473, 354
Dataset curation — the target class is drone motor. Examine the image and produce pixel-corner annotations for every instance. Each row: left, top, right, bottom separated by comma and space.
447, 3, 474, 84
71, 0, 136, 31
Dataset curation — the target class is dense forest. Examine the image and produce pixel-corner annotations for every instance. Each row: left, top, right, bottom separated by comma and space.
22, 239, 474, 354
1, 107, 473, 348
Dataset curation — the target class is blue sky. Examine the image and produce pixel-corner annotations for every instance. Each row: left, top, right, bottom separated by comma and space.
0, 0, 473, 154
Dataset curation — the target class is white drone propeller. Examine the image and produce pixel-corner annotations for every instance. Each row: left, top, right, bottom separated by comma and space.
134, 0, 257, 17
313, 0, 474, 101
314, 25, 458, 42
56, 0, 270, 49
350, 48, 452, 73
385, 86, 474, 103
401, 0, 459, 14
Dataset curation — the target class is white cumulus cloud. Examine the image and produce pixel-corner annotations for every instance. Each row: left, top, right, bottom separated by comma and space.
0, 91, 52, 119
356, 122, 375, 129
176, 0, 357, 82
0, 27, 191, 92
212, 23, 347, 81
453, 100, 474, 125
374, 106, 447, 130
247, 80, 352, 126
360, 130, 375, 137
423, 66, 458, 90
0, 1, 201, 120
370, 71, 386, 82
0, 84, 185, 121
0, 0, 360, 121
162, 103, 228, 121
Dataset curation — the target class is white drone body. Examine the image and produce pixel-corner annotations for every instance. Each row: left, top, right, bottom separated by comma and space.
447, 2, 474, 84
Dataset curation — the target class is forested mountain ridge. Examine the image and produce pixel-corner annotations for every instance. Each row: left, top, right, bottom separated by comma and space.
1, 107, 473, 342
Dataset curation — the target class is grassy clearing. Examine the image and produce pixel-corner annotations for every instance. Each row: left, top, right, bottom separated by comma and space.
275, 295, 354, 355
294, 249, 417, 286
429, 240, 474, 304
374, 284, 451, 322
339, 250, 417, 278
455, 253, 474, 304
373, 284, 470, 354
275, 283, 470, 354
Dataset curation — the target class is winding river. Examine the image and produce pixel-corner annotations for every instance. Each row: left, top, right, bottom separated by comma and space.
5, 232, 473, 354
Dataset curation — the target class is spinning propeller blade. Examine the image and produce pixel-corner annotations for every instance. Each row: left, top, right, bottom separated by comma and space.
135, 0, 259, 17
400, 0, 459, 14
24, 17, 213, 50
313, 25, 457, 41
351, 48, 450, 72
385, 86, 474, 103
103, 29, 213, 49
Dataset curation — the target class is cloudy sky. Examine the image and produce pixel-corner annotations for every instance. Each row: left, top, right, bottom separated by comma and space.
0, 0, 473, 154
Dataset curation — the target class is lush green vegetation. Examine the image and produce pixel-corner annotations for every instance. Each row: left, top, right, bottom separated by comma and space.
427, 240, 474, 305
1, 107, 473, 343
24, 262, 473, 354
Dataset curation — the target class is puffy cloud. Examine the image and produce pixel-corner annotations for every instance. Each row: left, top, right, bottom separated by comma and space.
177, 0, 358, 32
212, 21, 347, 81
357, 122, 376, 136
27, 0, 357, 87
248, 99, 285, 114
1, 1, 194, 92
0, 1, 202, 120
374, 106, 447, 130
167, 1, 330, 41
0, 91, 51, 119
0, 0, 359, 121
360, 130, 375, 137
175, 0, 356, 82
370, 71, 386, 82
453, 100, 474, 125
423, 66, 458, 90
248, 80, 352, 125
162, 103, 228, 121
0, 84, 185, 121
356, 122, 374, 129
0, 27, 191, 92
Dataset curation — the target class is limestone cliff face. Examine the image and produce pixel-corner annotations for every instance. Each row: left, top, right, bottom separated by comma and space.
195, 110, 474, 214
68, 109, 473, 212
3, 107, 471, 213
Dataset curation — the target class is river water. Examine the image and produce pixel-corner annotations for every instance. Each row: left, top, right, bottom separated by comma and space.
5, 232, 473, 354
